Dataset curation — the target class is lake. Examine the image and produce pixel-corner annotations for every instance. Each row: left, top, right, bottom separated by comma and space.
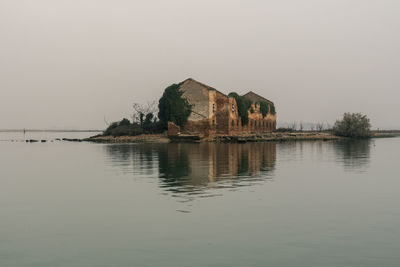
1, 133, 399, 267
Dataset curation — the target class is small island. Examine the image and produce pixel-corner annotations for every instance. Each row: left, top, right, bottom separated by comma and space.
86, 78, 398, 144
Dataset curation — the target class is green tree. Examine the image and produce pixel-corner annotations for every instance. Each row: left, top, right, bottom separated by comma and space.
158, 84, 192, 128
144, 113, 154, 126
333, 113, 371, 138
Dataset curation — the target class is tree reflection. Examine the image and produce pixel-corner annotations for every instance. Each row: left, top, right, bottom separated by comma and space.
333, 139, 372, 172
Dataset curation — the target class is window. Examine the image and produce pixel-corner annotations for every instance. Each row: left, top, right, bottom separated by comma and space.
232, 104, 235, 112
212, 103, 215, 113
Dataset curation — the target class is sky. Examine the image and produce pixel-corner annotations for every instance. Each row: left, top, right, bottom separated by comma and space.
1, 0, 399, 130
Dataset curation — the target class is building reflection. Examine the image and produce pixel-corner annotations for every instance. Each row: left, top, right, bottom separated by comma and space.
104, 142, 276, 195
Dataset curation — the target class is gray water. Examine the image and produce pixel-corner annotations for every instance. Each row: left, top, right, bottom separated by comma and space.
1, 134, 399, 267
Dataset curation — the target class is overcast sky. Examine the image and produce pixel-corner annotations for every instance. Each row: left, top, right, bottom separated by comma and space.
1, 0, 399, 129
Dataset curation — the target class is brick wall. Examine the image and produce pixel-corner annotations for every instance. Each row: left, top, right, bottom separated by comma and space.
168, 122, 180, 136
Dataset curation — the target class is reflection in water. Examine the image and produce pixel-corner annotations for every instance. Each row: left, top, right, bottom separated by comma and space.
333, 139, 372, 172
104, 143, 276, 197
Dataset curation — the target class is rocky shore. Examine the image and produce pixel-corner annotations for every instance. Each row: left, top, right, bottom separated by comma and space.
84, 134, 170, 143
84, 132, 342, 143
14, 131, 398, 144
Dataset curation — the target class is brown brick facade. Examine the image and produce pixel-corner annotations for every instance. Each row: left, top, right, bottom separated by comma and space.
173, 78, 277, 136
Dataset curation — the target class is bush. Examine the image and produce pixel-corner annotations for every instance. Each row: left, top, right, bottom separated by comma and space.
110, 125, 143, 137
119, 118, 131, 126
158, 83, 192, 129
143, 120, 164, 134
104, 122, 119, 136
275, 127, 293, 132
333, 113, 371, 138
104, 119, 141, 136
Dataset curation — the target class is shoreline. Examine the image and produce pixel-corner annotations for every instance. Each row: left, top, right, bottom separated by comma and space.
84, 132, 373, 144
4, 131, 398, 144
84, 131, 400, 143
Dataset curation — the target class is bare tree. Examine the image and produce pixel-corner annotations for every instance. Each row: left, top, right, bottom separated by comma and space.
299, 121, 304, 132
316, 122, 324, 132
132, 101, 158, 125
103, 115, 110, 126
310, 124, 315, 131
289, 122, 297, 131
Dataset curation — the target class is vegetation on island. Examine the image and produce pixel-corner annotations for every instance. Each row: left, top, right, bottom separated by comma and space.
158, 83, 193, 128
333, 113, 371, 138
103, 83, 192, 137
228, 92, 276, 126
257, 101, 276, 117
228, 93, 252, 125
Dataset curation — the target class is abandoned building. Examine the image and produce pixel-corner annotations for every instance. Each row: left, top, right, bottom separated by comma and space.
168, 78, 277, 136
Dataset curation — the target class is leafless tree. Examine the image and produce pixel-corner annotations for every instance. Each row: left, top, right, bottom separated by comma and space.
289, 122, 297, 131
132, 101, 158, 124
299, 122, 304, 132
316, 122, 324, 132
310, 124, 315, 131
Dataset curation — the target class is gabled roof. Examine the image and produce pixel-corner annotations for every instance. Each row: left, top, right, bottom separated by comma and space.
242, 91, 274, 105
181, 78, 227, 97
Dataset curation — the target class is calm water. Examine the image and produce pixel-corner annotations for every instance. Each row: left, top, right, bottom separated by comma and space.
1, 134, 400, 267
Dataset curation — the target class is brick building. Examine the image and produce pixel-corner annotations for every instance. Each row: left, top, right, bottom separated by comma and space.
170, 78, 276, 136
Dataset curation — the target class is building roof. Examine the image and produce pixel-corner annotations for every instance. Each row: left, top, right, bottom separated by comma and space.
181, 79, 274, 105
242, 91, 274, 105
181, 78, 227, 97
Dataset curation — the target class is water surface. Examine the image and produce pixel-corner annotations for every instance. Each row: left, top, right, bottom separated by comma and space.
1, 136, 399, 266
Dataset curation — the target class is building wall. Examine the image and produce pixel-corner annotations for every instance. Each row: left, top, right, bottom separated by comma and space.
228, 103, 277, 135
180, 79, 217, 135
178, 79, 276, 136
180, 79, 210, 121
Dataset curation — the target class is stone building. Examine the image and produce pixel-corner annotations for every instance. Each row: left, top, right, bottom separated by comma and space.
172, 78, 276, 136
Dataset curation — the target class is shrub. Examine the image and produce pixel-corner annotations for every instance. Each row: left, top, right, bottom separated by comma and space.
333, 113, 371, 138
119, 118, 131, 126
104, 122, 119, 136
275, 127, 293, 132
104, 119, 141, 136
110, 125, 143, 137
158, 83, 192, 129
143, 120, 164, 134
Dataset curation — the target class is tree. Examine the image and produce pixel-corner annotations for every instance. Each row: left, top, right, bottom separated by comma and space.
158, 83, 192, 128
333, 113, 371, 138
316, 122, 324, 132
132, 101, 158, 125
